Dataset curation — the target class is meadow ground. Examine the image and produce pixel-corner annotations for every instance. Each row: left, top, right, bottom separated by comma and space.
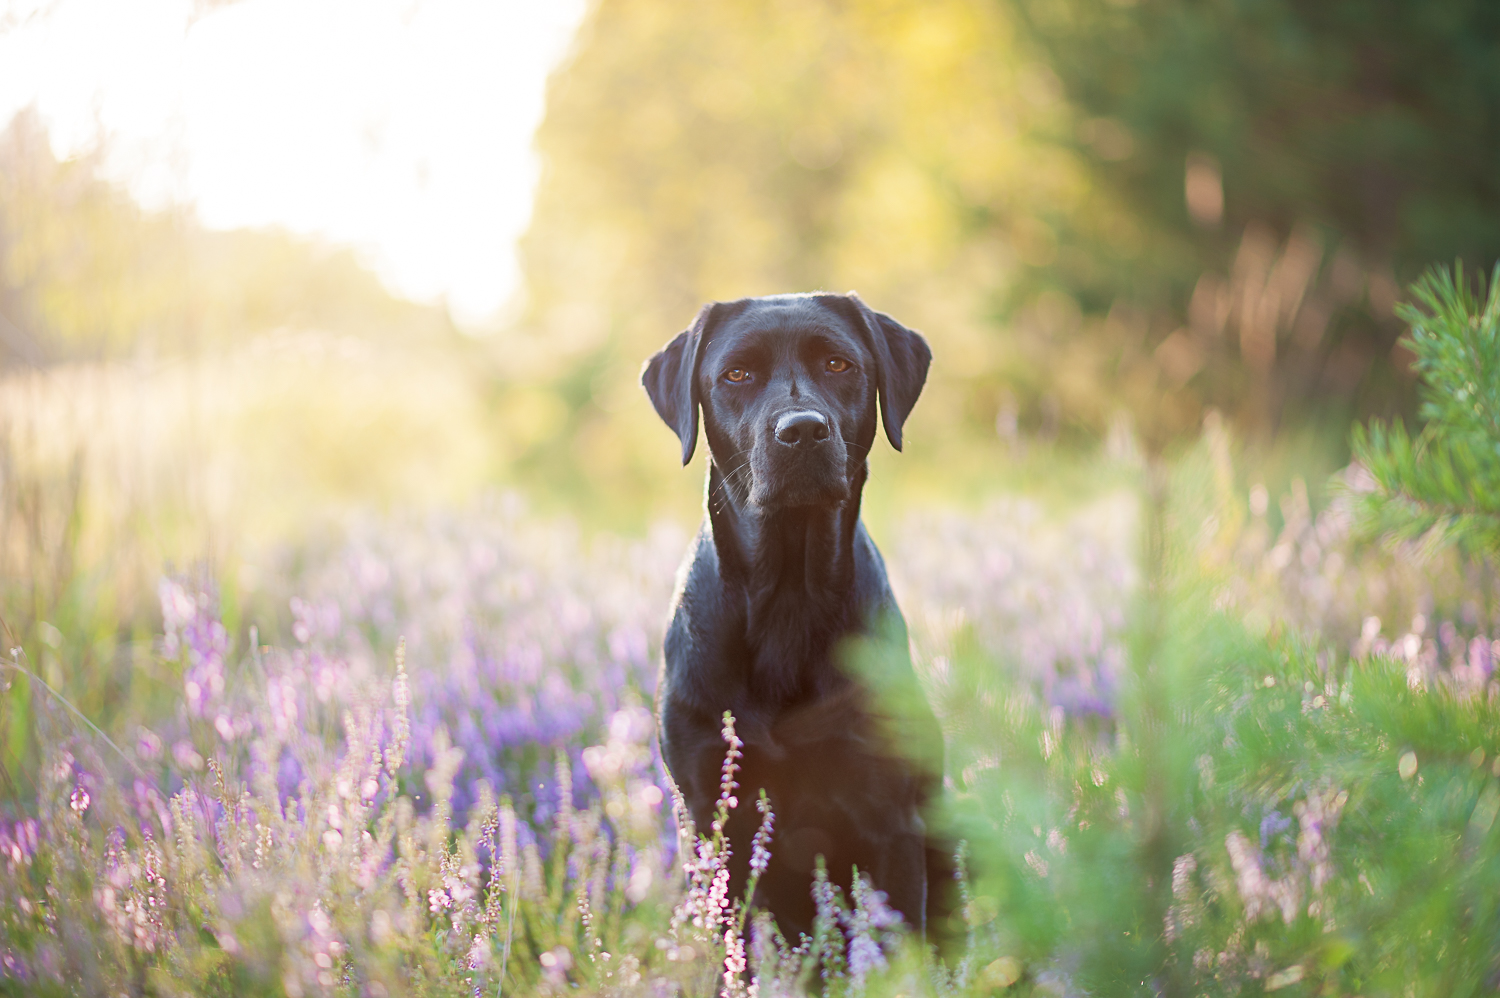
1, 330, 1497, 998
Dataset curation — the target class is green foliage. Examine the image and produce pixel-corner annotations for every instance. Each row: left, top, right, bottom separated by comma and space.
1011, 0, 1500, 286
516, 0, 1084, 503
1352, 263, 1500, 555
511, 0, 1500, 466
934, 450, 1500, 996
1004, 0, 1500, 432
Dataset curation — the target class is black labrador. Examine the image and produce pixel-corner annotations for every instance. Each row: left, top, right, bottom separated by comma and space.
642, 291, 953, 944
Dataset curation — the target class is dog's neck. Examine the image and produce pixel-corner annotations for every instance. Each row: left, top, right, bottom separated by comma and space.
704, 457, 869, 700
704, 457, 866, 589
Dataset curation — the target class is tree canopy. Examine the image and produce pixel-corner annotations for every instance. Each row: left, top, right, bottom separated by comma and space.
514, 0, 1500, 467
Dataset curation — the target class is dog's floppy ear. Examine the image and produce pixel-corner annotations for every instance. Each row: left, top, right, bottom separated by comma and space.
641, 302, 722, 466
846, 293, 932, 451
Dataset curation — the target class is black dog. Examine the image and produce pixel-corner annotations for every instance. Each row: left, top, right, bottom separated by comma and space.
642, 292, 952, 944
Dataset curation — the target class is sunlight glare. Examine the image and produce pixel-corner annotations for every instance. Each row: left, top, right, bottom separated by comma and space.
0, 0, 586, 326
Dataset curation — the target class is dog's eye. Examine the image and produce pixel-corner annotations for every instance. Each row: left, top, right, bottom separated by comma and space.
724, 368, 750, 383
825, 356, 852, 373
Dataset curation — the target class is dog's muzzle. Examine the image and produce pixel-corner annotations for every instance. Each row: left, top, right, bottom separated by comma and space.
751, 409, 849, 508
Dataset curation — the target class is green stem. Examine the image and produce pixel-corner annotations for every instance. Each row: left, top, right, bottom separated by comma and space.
1, 654, 146, 779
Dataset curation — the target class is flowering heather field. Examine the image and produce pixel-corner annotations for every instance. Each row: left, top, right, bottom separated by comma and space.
3, 442, 1500, 996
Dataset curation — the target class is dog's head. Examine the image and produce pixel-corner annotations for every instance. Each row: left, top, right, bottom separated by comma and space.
642, 293, 930, 510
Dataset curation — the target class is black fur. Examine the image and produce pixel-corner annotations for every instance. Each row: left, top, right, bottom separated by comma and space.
641, 292, 953, 944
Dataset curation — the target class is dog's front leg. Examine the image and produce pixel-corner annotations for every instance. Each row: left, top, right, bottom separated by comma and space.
658, 694, 729, 831
871, 823, 929, 939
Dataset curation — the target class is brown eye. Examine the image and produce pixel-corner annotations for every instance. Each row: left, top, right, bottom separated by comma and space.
826, 356, 851, 373
724, 368, 750, 383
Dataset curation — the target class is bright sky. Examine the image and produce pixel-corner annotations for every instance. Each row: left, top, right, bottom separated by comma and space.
0, 0, 586, 326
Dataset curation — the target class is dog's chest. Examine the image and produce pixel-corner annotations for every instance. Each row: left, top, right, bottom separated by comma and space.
739, 576, 857, 700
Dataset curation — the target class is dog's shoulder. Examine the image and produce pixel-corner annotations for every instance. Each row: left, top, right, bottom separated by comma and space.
850, 520, 900, 618
666, 522, 719, 617
660, 522, 738, 700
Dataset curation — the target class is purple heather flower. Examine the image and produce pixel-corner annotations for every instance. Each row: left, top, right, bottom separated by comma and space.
159, 577, 230, 717
749, 795, 775, 876
893, 499, 1136, 722
0, 819, 39, 869
1259, 809, 1293, 849
0, 950, 27, 980
135, 727, 162, 761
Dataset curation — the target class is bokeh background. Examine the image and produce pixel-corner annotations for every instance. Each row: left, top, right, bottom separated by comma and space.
5, 0, 1498, 822
8, 0, 1494, 614
5, 0, 1498, 798
2, 2, 1500, 993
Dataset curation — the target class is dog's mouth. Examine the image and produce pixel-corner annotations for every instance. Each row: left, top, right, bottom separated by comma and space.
748, 475, 852, 510
745, 441, 853, 509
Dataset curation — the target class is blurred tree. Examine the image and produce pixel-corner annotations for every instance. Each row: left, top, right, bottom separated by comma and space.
516, 0, 1500, 478
514, 0, 1151, 508
0, 109, 454, 365
1007, 0, 1500, 432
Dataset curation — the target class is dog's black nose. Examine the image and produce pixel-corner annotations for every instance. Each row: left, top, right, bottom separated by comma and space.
774, 410, 830, 446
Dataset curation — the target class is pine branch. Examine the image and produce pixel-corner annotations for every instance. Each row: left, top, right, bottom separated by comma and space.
1349, 262, 1500, 558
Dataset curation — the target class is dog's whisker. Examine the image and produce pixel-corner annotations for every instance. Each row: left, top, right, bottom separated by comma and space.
717, 468, 756, 513
714, 461, 753, 497
708, 461, 753, 513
